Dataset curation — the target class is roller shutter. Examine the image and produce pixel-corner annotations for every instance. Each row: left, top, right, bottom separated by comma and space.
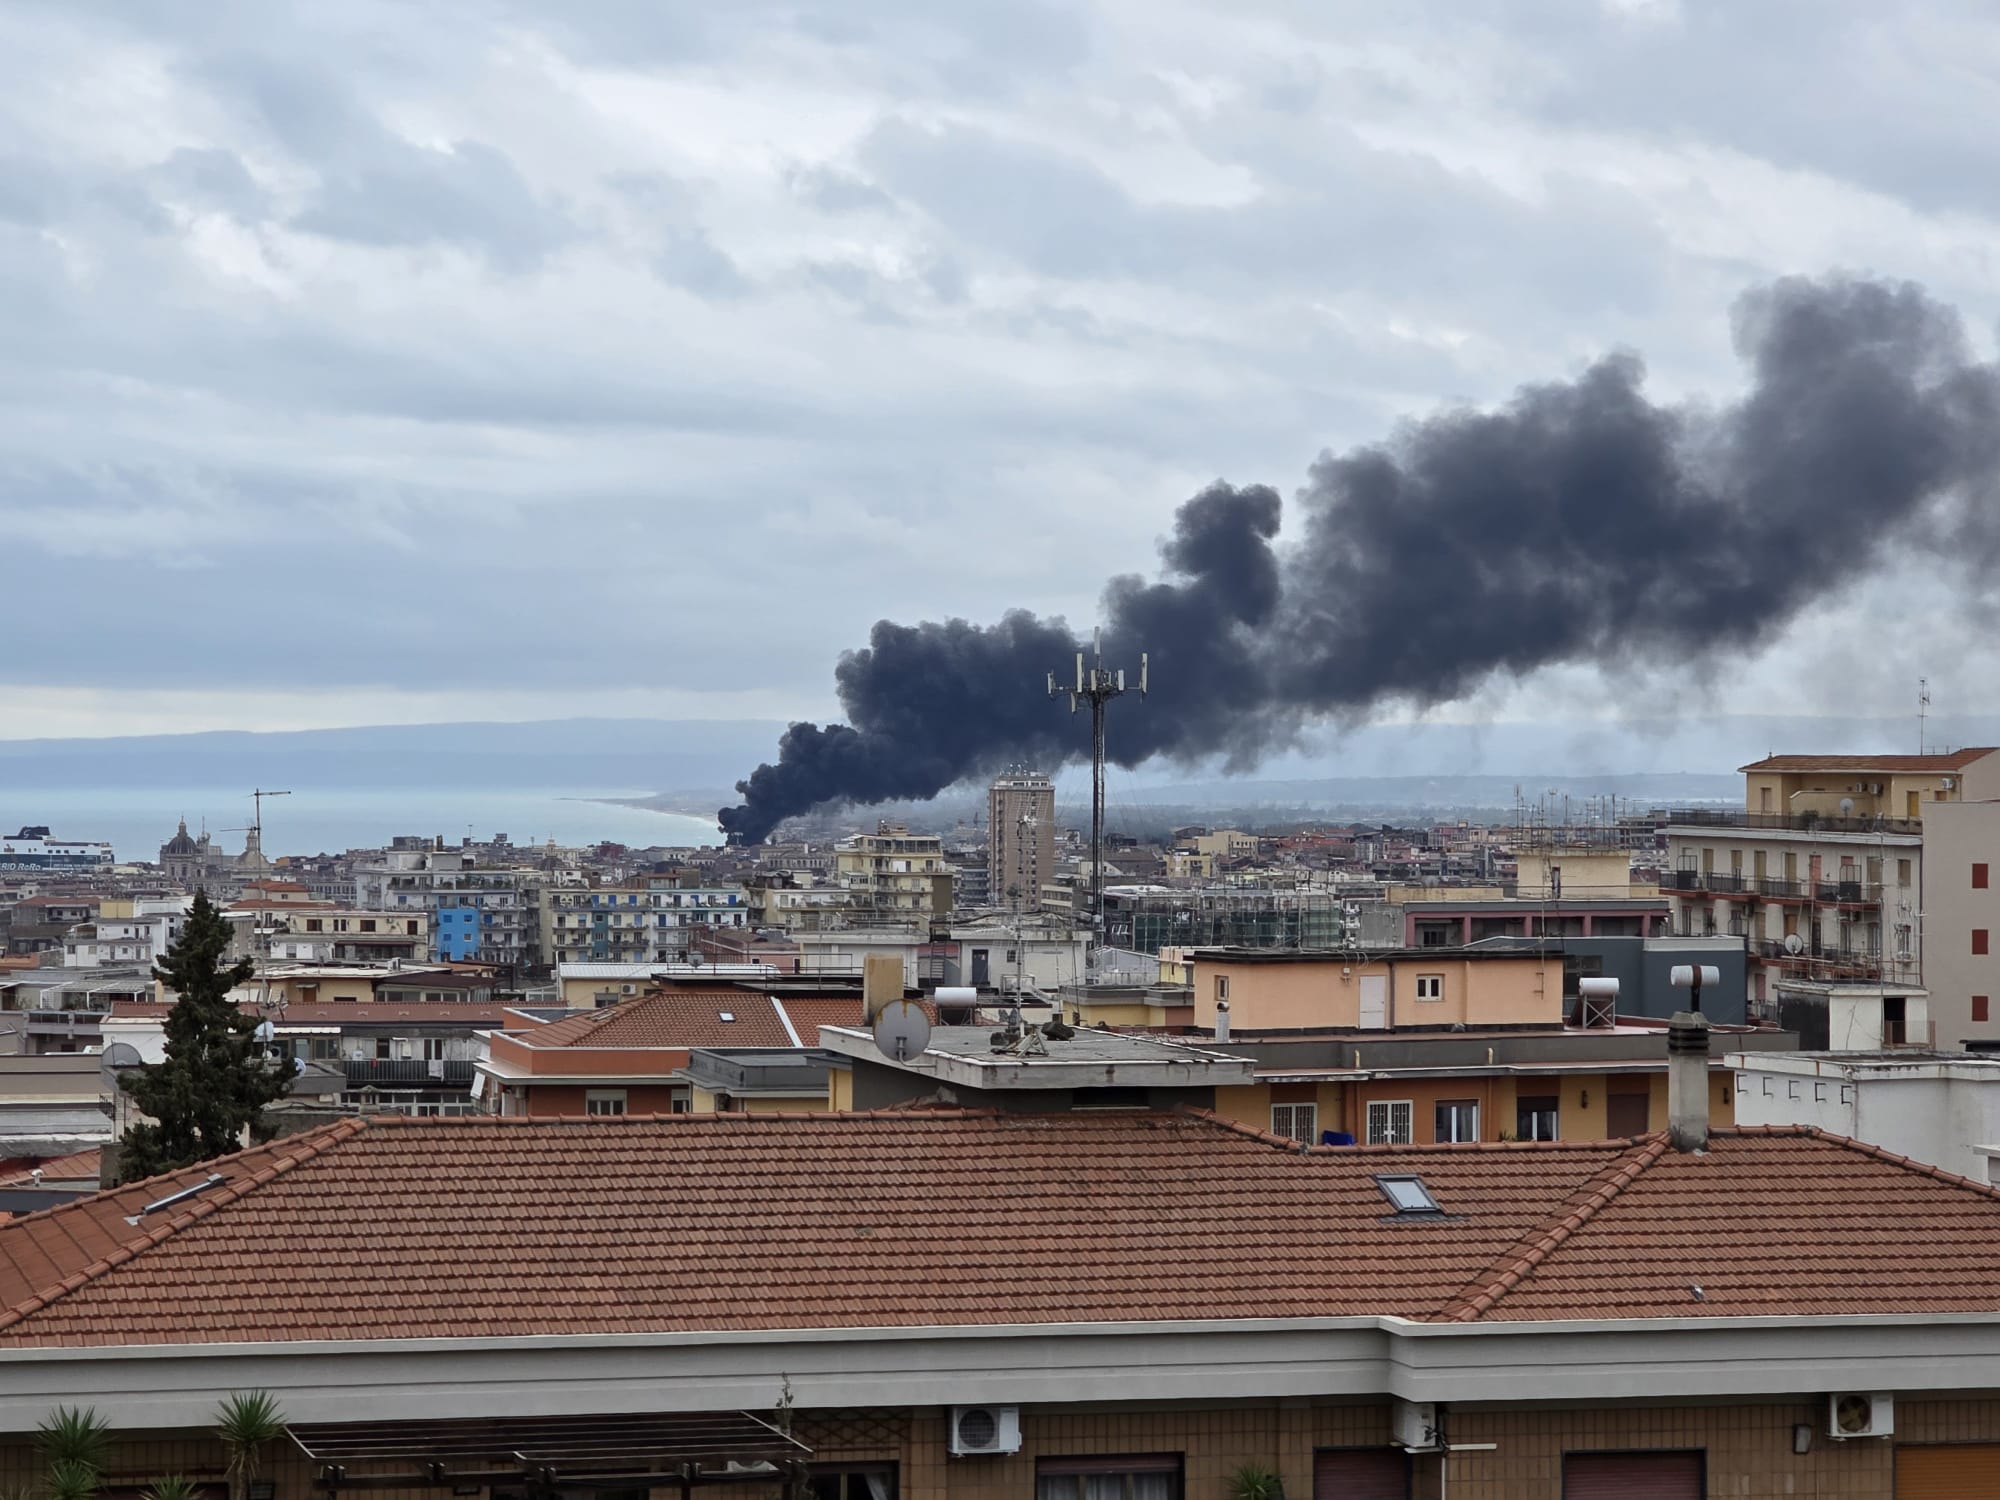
1311, 1447, 1408, 1500
1563, 1450, 1702, 1499
1897, 1443, 2000, 1497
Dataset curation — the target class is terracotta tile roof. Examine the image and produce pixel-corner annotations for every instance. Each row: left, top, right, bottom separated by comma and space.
525, 991, 793, 1048
0, 1150, 101, 1188
1453, 1127, 2000, 1321
1738, 748, 1997, 773
5, 1120, 2000, 1347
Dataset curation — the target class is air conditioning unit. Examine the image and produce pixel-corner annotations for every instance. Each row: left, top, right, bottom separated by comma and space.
948, 1406, 1022, 1456
1828, 1392, 1894, 1439
1392, 1399, 1441, 1452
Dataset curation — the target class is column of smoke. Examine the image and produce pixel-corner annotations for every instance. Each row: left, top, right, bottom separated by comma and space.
721, 275, 2000, 844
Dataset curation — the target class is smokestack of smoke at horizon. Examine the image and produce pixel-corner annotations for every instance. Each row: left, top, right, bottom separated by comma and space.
719, 274, 2000, 845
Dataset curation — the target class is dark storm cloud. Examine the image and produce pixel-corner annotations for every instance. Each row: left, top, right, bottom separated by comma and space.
721, 276, 2000, 840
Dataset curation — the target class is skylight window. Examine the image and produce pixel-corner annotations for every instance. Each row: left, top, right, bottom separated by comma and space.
1376, 1175, 1442, 1216
719, 1011, 736, 1022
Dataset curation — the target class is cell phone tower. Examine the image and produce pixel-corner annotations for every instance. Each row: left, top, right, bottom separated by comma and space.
1048, 629, 1148, 979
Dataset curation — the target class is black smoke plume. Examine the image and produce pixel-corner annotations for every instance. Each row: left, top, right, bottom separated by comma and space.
720, 276, 2000, 843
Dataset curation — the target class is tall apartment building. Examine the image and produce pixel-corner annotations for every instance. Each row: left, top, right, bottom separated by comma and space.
1661, 750, 1999, 1014
988, 768, 1055, 910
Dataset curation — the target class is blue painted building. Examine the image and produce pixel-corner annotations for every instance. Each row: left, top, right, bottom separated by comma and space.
435, 907, 482, 962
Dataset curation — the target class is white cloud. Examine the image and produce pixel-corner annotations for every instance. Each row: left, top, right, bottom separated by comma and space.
2, 0, 1999, 749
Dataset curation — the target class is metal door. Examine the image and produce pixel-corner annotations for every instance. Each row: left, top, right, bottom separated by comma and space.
1359, 973, 1388, 1029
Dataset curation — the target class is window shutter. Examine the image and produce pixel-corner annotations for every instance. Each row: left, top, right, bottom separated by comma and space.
1896, 1443, 2000, 1497
1312, 1448, 1408, 1500
1562, 1451, 1702, 1499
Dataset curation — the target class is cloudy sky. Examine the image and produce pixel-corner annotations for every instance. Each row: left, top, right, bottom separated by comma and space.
5, 0, 2000, 741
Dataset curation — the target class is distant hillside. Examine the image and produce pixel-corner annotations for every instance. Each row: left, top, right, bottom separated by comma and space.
0, 719, 788, 792
0, 711, 1984, 809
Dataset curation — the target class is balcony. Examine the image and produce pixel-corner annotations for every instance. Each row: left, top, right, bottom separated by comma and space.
1748, 939, 1916, 983
1664, 807, 1922, 838
341, 1059, 476, 1089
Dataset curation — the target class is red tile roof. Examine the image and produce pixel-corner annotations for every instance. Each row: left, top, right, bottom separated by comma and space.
0, 1150, 101, 1188
2, 1119, 2000, 1347
1739, 748, 1997, 773
525, 991, 793, 1048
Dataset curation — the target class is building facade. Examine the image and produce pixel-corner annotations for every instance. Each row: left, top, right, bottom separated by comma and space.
987, 768, 1055, 911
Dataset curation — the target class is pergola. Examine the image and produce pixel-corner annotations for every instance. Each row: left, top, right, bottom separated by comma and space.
287, 1411, 811, 1496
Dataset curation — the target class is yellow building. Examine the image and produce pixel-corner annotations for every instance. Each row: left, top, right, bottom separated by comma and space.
1740, 748, 2000, 823
1208, 1057, 1739, 1146
1196, 947, 1561, 1032
834, 822, 951, 922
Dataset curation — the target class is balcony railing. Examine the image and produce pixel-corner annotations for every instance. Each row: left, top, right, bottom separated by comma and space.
1664, 871, 1883, 904
340, 1059, 476, 1088
1663, 807, 1922, 837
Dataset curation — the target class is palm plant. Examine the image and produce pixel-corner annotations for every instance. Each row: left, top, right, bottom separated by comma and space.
143, 1478, 200, 1500
1227, 1463, 1284, 1500
43, 1462, 99, 1500
34, 1409, 109, 1474
35, 1408, 109, 1500
213, 1393, 286, 1500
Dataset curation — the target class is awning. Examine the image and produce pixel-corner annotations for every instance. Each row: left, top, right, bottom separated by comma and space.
288, 1411, 811, 1491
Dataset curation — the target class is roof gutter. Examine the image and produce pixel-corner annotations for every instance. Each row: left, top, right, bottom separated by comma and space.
6, 1312, 2000, 1430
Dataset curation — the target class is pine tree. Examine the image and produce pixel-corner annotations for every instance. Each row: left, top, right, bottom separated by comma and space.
117, 892, 289, 1184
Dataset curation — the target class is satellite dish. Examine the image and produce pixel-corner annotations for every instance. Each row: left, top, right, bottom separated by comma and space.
1839, 797, 1855, 815
98, 1041, 143, 1079
1784, 933, 1805, 955
253, 1020, 275, 1043
871, 999, 932, 1063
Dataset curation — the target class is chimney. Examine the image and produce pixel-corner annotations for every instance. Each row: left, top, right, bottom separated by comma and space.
861, 952, 902, 1025
1215, 998, 1230, 1044
1667, 1009, 1710, 1152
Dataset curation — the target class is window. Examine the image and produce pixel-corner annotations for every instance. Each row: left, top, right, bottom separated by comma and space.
809, 1467, 897, 1500
1978, 863, 1991, 890
585, 1090, 627, 1116
422, 1037, 446, 1061
1899, 858, 1913, 885
1036, 1456, 1182, 1500
1516, 1095, 1559, 1141
1435, 1099, 1479, 1142
1978, 929, 1990, 956
374, 1037, 392, 1061
1978, 996, 1991, 1024
360, 919, 376, 933
1562, 1450, 1703, 1498
1214, 974, 1229, 1002
1366, 1099, 1414, 1145
1375, 1175, 1442, 1215
1414, 973, 1444, 1002
1271, 1102, 1318, 1143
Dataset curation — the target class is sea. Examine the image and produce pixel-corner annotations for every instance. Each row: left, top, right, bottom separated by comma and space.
1, 788, 721, 863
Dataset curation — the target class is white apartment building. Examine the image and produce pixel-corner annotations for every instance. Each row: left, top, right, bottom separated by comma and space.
58, 899, 189, 969
533, 885, 747, 966
354, 845, 534, 971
